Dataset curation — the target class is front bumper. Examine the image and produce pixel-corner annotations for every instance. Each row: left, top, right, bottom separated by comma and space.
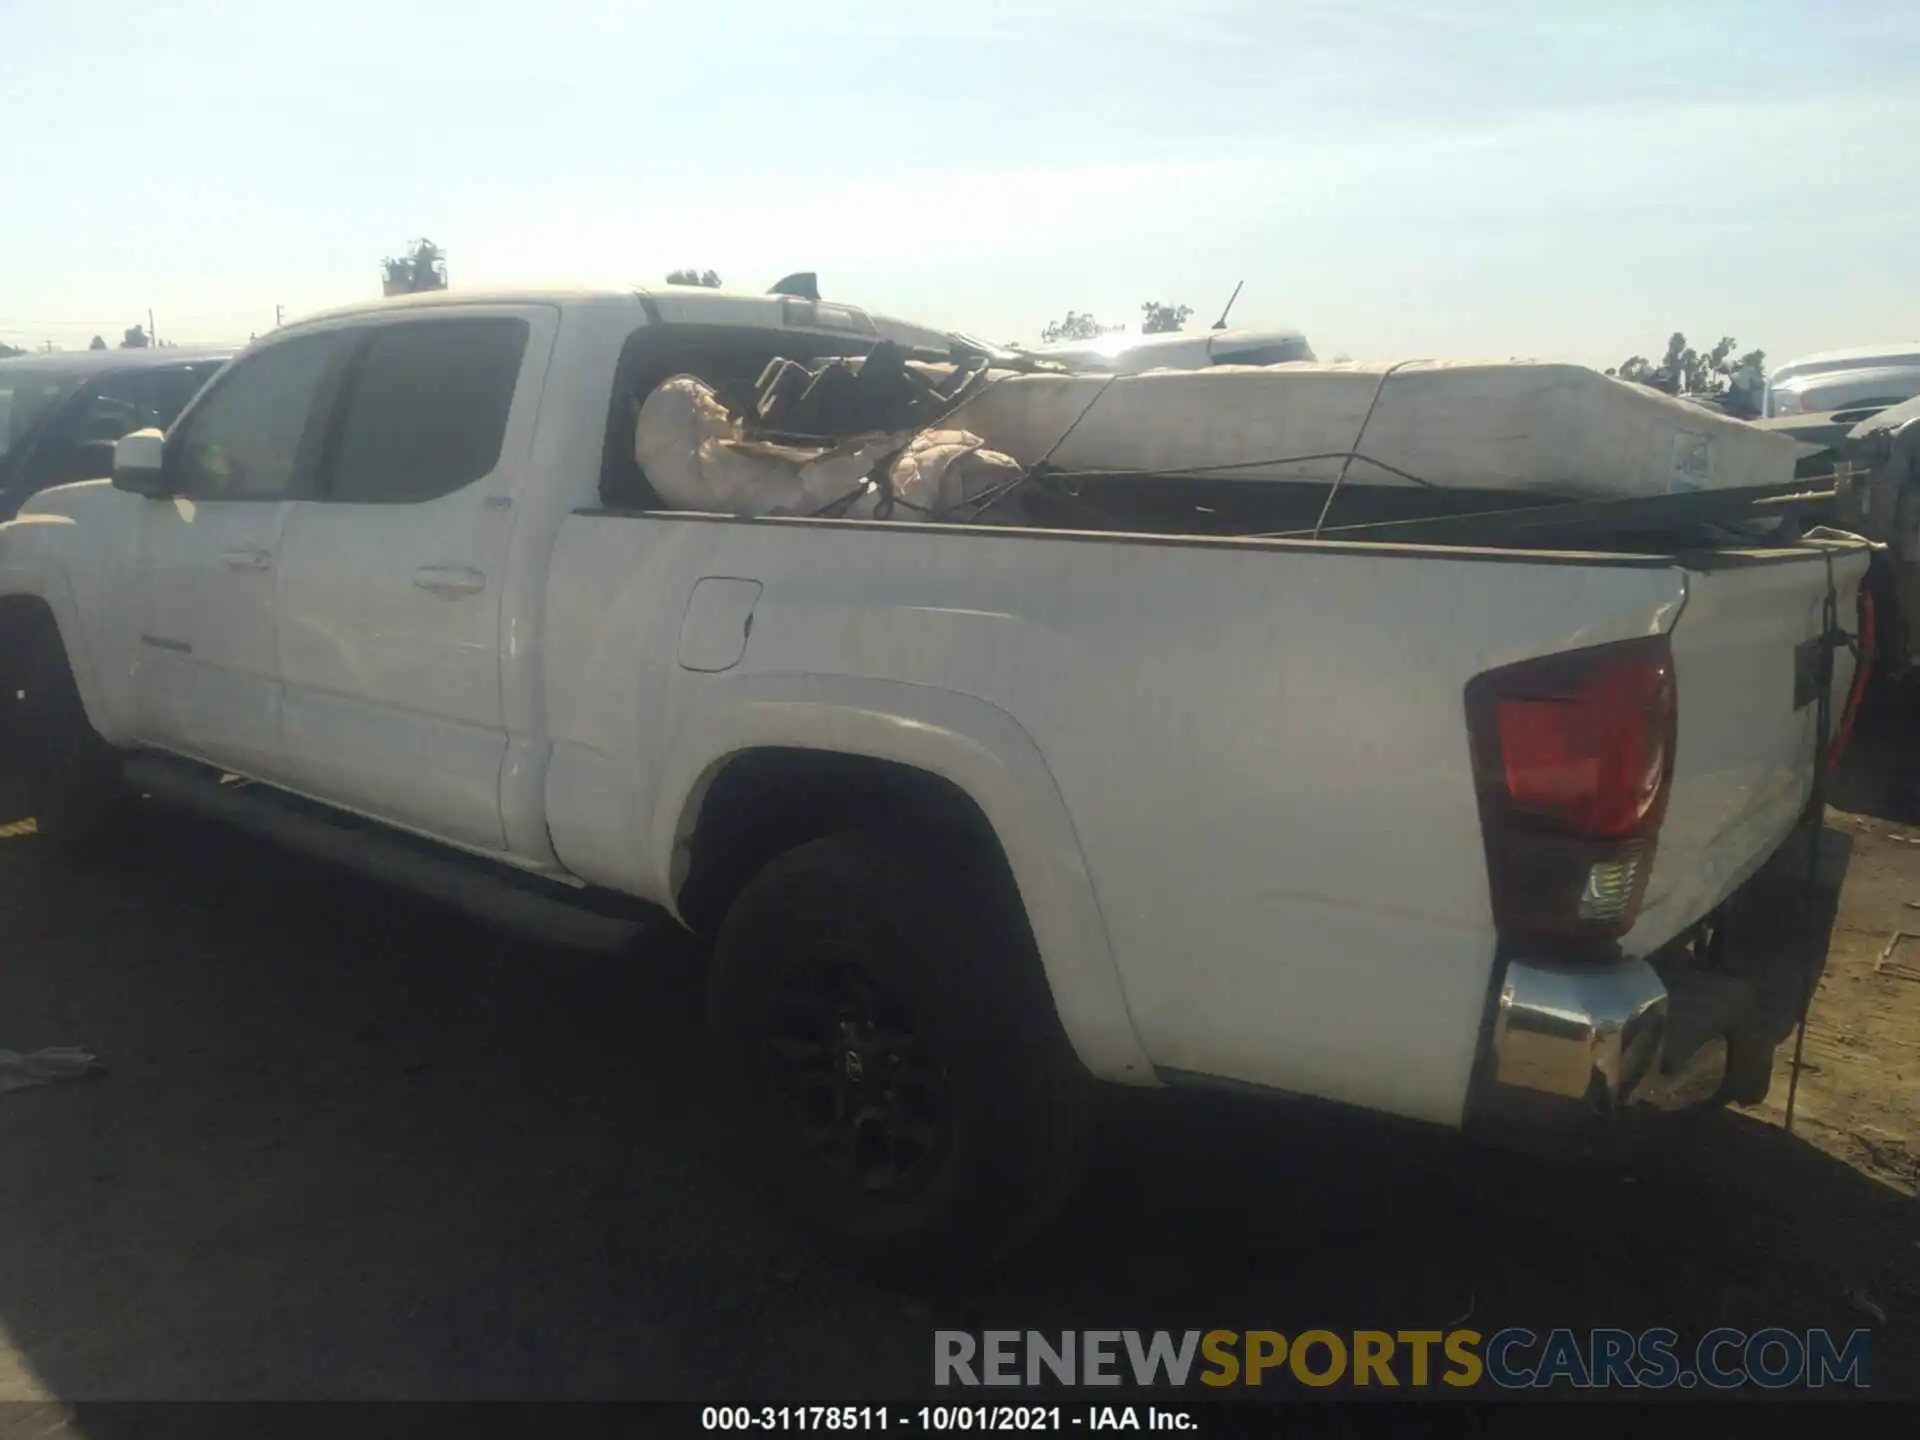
1469, 955, 1739, 1132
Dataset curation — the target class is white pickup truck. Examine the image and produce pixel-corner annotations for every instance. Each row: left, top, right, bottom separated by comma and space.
0, 287, 1870, 1273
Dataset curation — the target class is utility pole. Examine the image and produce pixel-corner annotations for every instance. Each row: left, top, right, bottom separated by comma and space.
148, 308, 156, 346
276, 304, 284, 328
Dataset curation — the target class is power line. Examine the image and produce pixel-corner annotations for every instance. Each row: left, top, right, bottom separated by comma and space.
0, 313, 271, 327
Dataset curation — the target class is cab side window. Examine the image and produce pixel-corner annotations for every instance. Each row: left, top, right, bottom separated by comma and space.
324, 318, 529, 504
170, 336, 342, 501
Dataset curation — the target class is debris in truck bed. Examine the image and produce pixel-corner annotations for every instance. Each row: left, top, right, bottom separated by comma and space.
630, 347, 1831, 541
634, 373, 1025, 521
750, 340, 987, 440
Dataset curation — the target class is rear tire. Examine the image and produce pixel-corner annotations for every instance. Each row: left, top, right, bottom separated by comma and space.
707, 829, 1095, 1281
1720, 1028, 1777, 1107
17, 630, 131, 853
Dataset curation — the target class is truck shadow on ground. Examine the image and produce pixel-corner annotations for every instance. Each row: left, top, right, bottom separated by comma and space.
1829, 678, 1920, 826
0, 802, 1910, 1403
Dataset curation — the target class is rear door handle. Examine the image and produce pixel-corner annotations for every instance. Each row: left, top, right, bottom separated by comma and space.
413, 564, 487, 599
220, 546, 274, 571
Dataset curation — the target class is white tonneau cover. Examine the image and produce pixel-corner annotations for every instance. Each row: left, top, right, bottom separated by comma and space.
942, 359, 1799, 498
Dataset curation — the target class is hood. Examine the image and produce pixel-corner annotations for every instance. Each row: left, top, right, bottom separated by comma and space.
3, 477, 124, 542
15, 476, 119, 520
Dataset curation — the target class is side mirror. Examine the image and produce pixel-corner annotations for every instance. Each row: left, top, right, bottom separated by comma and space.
111, 429, 171, 497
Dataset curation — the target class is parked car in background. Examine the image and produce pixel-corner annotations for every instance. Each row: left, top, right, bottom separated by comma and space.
1764, 342, 1920, 420
1026, 325, 1316, 374
0, 348, 232, 520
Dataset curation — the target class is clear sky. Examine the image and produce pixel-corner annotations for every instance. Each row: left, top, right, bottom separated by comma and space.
4, 0, 1916, 368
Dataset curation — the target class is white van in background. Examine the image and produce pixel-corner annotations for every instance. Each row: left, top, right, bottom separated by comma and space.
1765, 342, 1920, 418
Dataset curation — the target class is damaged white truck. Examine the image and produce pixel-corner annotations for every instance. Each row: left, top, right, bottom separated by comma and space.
0, 287, 1872, 1273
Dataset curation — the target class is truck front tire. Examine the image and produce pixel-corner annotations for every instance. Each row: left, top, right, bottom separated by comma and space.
707, 829, 1095, 1279
16, 630, 131, 852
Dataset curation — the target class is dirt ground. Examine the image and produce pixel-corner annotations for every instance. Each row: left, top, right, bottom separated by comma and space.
0, 716, 1916, 1406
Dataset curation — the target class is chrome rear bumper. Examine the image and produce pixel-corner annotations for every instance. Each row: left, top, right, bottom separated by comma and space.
1470, 956, 1737, 1131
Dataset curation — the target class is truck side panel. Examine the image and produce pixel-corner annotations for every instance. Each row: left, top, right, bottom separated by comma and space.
541, 515, 1690, 1123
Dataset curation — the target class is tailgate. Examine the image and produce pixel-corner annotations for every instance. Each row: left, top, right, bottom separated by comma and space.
1626, 542, 1870, 955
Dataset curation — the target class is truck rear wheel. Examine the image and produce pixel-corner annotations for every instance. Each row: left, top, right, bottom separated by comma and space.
17, 630, 131, 852
707, 829, 1095, 1279
1719, 1026, 1777, 1107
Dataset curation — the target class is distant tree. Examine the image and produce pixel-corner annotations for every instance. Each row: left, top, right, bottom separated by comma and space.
382, 238, 448, 295
1723, 346, 1767, 418
120, 324, 150, 349
666, 268, 722, 287
0, 341, 22, 359
1331, 353, 1353, 363
1140, 301, 1193, 334
1609, 333, 1766, 415
1040, 310, 1113, 343
89, 335, 108, 350
1651, 332, 1692, 394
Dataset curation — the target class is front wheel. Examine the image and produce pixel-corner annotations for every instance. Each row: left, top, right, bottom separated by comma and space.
16, 631, 131, 852
707, 829, 1096, 1280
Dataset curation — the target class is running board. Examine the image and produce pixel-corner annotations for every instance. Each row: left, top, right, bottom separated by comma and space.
123, 755, 651, 954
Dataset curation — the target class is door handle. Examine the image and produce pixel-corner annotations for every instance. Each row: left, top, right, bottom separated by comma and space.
413, 564, 487, 599
220, 546, 274, 571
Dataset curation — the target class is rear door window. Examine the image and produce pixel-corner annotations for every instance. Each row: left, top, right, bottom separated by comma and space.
324, 318, 529, 504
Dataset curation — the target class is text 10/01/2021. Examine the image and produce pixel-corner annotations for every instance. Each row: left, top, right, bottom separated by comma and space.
703, 1407, 1194, 1432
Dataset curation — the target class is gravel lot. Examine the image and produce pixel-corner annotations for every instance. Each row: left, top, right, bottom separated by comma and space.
0, 731, 1914, 1405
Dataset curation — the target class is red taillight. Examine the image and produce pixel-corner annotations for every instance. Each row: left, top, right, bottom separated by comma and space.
1494, 653, 1674, 837
1467, 637, 1678, 944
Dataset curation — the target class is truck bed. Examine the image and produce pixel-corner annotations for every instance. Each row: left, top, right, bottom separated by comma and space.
541, 508, 1867, 1123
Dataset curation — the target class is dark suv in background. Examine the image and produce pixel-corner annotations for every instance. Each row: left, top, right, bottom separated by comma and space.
0, 347, 231, 520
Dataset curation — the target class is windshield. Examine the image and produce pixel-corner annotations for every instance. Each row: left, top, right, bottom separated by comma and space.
0, 371, 79, 463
